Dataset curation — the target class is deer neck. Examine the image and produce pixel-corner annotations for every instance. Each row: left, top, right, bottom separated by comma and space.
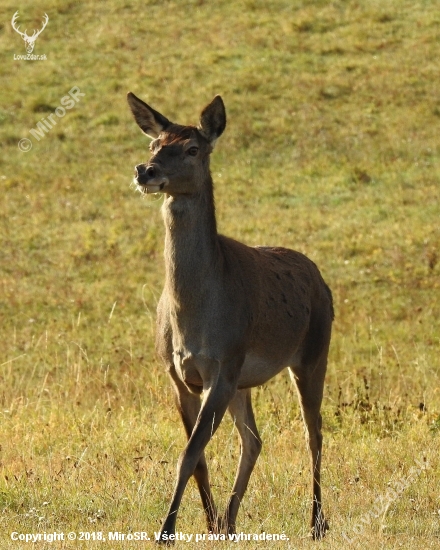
162, 178, 219, 309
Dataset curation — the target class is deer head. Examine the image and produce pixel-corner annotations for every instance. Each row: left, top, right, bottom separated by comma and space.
127, 92, 226, 195
11, 11, 49, 54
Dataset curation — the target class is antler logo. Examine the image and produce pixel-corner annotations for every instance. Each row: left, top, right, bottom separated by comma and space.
11, 11, 49, 54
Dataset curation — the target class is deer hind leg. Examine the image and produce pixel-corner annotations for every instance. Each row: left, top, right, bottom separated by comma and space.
289, 357, 329, 540
222, 388, 262, 534
159, 359, 239, 543
167, 366, 218, 532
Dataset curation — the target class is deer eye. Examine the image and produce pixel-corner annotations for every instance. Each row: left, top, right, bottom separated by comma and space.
187, 146, 199, 156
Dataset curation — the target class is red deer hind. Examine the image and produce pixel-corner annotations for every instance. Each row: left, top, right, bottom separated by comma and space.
127, 92, 334, 542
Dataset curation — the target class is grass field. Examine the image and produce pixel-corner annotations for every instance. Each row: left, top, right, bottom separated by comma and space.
1, 0, 439, 548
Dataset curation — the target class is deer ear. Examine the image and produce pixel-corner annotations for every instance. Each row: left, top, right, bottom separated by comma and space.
198, 95, 226, 147
127, 92, 171, 138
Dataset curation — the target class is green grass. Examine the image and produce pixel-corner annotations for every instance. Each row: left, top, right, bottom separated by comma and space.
1, 0, 439, 548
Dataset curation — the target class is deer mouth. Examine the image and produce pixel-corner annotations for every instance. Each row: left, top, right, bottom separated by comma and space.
144, 182, 165, 194
133, 178, 168, 194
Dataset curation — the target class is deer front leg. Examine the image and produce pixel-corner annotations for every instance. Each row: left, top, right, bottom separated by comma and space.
222, 388, 262, 534
157, 358, 240, 544
167, 366, 218, 532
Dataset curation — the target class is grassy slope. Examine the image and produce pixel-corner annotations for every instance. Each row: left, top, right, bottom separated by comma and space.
0, 0, 439, 548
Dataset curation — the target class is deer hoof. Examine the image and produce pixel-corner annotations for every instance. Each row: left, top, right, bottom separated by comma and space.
311, 518, 329, 541
155, 539, 174, 546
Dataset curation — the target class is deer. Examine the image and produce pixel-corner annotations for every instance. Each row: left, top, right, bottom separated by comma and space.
127, 92, 334, 543
11, 11, 49, 54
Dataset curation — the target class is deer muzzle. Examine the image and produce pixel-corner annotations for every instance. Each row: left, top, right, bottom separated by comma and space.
134, 164, 168, 194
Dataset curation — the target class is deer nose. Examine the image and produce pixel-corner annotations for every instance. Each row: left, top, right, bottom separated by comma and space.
135, 164, 146, 177
135, 164, 159, 186
146, 166, 156, 178
135, 164, 156, 179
